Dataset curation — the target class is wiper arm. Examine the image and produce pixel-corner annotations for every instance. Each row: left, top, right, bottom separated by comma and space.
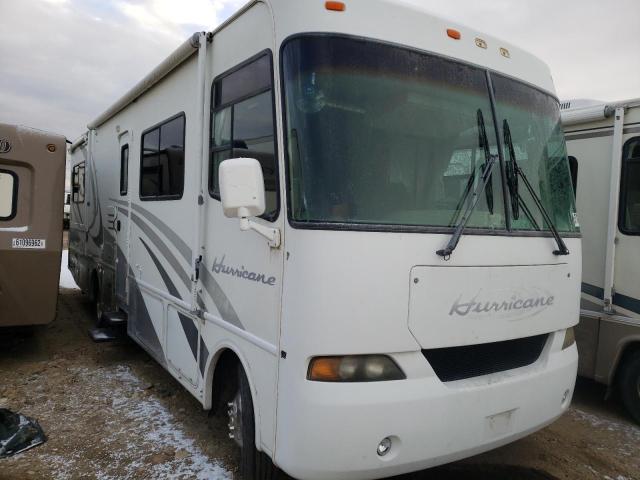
448, 109, 493, 228
502, 119, 569, 256
478, 109, 495, 214
437, 109, 496, 259
436, 154, 498, 259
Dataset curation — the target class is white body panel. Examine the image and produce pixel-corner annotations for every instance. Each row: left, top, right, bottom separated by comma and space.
69, 1, 580, 478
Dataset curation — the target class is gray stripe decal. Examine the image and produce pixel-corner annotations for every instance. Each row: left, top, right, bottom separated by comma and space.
580, 297, 602, 312
566, 130, 613, 141
199, 337, 209, 376
109, 198, 192, 263
131, 212, 191, 290
118, 200, 244, 333
88, 162, 103, 247
581, 282, 603, 299
581, 282, 640, 315
614, 292, 640, 315
139, 237, 181, 298
139, 237, 199, 361
131, 203, 192, 262
110, 198, 128, 207
129, 275, 165, 364
179, 312, 199, 360
566, 125, 640, 141
200, 266, 244, 330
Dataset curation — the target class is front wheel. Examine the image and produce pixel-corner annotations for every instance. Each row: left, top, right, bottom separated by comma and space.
619, 350, 640, 425
228, 366, 281, 479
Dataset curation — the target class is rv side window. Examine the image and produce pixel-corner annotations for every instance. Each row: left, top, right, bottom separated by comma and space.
140, 113, 185, 201
209, 52, 278, 220
568, 156, 578, 198
0, 170, 18, 221
619, 137, 640, 234
120, 144, 129, 196
71, 163, 85, 203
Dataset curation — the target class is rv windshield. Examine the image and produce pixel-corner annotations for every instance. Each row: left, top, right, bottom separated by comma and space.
492, 74, 578, 233
282, 36, 505, 229
282, 36, 576, 232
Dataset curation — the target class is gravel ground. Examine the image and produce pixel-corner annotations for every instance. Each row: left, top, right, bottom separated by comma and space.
0, 249, 638, 479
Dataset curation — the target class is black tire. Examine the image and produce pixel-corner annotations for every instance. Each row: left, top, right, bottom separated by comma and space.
619, 349, 640, 425
235, 366, 281, 480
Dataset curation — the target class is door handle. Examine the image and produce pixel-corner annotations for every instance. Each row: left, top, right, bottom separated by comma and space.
116, 220, 121, 232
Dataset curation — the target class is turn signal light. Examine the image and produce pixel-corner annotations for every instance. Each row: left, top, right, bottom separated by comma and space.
325, 1, 346, 11
308, 355, 405, 382
447, 28, 461, 40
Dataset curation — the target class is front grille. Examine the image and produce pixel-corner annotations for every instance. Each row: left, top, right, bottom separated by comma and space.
422, 334, 548, 382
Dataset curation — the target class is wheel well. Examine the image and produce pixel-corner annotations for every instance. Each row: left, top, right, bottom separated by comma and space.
210, 349, 241, 416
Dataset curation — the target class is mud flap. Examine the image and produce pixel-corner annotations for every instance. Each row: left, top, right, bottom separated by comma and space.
0, 408, 46, 458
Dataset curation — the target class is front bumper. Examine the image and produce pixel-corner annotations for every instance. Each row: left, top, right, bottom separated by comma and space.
275, 333, 578, 480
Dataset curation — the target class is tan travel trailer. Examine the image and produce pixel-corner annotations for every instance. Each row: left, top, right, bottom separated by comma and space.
0, 123, 66, 327
562, 98, 640, 423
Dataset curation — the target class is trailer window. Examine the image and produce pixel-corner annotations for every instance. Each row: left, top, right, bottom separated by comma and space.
140, 113, 185, 201
120, 144, 129, 196
568, 156, 578, 198
71, 163, 85, 203
619, 137, 640, 235
209, 52, 278, 220
0, 170, 18, 220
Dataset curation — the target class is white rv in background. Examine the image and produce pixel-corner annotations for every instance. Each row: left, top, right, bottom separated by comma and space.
562, 98, 640, 424
69, 1, 581, 478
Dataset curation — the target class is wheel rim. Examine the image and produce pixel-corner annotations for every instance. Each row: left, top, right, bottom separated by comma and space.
227, 391, 243, 448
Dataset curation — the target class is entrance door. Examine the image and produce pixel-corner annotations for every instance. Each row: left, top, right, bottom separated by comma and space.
114, 132, 131, 308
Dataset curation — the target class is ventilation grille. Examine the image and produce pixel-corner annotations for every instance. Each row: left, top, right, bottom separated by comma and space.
422, 334, 548, 382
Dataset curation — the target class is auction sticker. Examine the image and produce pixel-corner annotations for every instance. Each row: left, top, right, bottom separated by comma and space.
12, 238, 46, 249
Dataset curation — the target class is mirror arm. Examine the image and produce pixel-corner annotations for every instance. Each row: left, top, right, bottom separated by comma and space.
239, 216, 281, 248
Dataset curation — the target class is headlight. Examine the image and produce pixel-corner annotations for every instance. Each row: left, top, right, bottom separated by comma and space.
562, 327, 575, 350
307, 355, 405, 382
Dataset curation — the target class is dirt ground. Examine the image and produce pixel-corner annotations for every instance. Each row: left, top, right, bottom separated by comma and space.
1, 280, 639, 478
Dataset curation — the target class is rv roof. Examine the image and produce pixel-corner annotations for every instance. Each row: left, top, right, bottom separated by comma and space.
86, 0, 556, 131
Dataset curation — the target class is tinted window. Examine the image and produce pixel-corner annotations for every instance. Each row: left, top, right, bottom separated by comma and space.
620, 137, 640, 234
0, 170, 17, 220
140, 114, 185, 200
72, 163, 85, 203
214, 55, 271, 106
568, 156, 578, 198
210, 54, 278, 219
120, 144, 129, 196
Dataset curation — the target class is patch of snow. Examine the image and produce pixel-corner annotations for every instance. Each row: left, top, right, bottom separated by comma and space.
571, 407, 640, 457
75, 365, 231, 480
59, 250, 79, 289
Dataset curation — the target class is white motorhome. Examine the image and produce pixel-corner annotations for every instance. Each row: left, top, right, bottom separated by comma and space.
562, 98, 640, 424
68, 1, 581, 478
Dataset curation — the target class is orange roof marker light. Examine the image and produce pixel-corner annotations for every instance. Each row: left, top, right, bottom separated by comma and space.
447, 28, 461, 40
325, 1, 346, 12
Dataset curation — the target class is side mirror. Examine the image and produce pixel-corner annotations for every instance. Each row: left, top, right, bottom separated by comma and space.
218, 158, 280, 248
219, 157, 266, 219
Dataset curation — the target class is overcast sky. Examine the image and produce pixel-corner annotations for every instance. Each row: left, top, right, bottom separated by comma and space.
1, 0, 638, 140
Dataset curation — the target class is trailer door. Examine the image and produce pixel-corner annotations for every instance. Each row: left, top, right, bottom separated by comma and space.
69, 157, 88, 288
114, 133, 132, 307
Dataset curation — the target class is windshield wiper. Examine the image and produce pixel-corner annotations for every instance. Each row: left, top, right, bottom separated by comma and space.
503, 120, 541, 230
502, 119, 569, 256
437, 109, 497, 259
